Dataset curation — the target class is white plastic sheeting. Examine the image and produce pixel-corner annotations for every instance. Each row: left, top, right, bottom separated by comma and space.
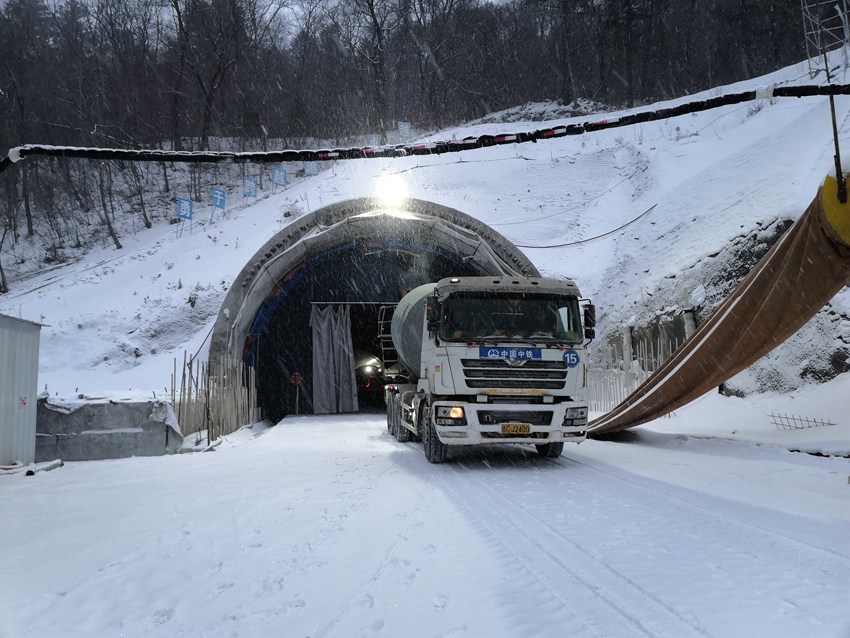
310, 305, 358, 414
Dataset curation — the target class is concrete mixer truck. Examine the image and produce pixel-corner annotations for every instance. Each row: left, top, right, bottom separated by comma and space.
383, 276, 595, 463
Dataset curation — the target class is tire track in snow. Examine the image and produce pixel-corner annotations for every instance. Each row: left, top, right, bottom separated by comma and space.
437, 458, 709, 638
316, 434, 598, 638
560, 454, 850, 565
420, 456, 605, 638
457, 451, 848, 637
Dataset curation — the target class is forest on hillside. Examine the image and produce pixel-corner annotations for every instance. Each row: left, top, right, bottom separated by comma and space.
1, 0, 812, 153
0, 0, 830, 290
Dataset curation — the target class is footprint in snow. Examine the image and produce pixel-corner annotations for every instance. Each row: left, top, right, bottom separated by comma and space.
153, 608, 173, 625
210, 582, 235, 598
287, 598, 306, 612
389, 557, 418, 585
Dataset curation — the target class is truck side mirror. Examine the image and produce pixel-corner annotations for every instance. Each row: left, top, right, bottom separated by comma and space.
426, 297, 439, 333
583, 303, 596, 341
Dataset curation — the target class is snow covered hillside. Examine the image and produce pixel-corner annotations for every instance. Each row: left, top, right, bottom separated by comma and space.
2, 56, 850, 637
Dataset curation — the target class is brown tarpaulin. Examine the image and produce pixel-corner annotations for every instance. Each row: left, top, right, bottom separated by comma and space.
590, 175, 850, 435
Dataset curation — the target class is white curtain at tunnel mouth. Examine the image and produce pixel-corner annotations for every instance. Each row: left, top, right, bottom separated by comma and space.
310, 304, 358, 414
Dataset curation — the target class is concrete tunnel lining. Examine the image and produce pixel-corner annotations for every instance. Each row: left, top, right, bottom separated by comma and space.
208, 197, 541, 418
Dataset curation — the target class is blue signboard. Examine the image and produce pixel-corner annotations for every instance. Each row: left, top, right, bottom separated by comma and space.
244, 177, 258, 197
479, 347, 542, 361
272, 168, 288, 187
304, 161, 319, 176
177, 197, 193, 220
211, 187, 226, 209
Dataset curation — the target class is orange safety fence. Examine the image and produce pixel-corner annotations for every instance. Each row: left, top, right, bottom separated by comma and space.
590, 174, 850, 436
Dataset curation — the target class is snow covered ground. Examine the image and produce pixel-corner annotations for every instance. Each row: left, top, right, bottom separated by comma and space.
2, 414, 848, 637
2, 56, 850, 636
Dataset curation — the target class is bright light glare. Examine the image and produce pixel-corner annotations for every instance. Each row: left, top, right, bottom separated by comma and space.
375, 173, 408, 207
364, 366, 374, 374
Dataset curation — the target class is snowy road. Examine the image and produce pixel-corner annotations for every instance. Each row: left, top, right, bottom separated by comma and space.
2, 415, 849, 637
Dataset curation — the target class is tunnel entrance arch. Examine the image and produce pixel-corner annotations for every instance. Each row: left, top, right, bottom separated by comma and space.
209, 197, 540, 420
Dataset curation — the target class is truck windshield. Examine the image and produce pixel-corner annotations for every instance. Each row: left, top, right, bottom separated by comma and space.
439, 292, 583, 343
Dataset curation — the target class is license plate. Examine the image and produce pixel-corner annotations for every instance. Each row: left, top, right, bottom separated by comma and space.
501, 423, 531, 435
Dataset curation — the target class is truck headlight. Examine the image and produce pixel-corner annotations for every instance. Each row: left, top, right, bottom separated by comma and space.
563, 407, 588, 427
435, 406, 467, 425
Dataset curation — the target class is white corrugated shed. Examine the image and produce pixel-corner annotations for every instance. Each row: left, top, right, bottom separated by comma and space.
0, 313, 41, 466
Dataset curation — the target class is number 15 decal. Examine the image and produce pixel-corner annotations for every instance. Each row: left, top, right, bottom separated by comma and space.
563, 350, 580, 368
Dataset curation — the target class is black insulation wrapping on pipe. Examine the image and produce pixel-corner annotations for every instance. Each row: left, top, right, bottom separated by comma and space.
2, 83, 849, 173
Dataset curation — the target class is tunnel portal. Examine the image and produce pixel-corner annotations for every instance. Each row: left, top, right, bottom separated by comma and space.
208, 197, 541, 421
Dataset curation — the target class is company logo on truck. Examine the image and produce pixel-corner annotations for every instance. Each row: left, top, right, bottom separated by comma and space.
480, 347, 542, 361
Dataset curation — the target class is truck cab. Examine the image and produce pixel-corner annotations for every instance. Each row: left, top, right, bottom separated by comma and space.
385, 276, 595, 463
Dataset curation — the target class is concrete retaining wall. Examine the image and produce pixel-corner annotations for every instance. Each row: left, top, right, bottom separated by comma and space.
36, 399, 183, 462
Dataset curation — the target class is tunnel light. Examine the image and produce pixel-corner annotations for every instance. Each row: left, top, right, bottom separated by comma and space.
375, 173, 408, 207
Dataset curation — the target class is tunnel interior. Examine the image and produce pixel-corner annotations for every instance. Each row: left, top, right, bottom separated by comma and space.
254, 238, 482, 421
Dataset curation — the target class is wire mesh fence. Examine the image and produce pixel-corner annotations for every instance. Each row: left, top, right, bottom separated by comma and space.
589, 336, 680, 414
769, 413, 836, 430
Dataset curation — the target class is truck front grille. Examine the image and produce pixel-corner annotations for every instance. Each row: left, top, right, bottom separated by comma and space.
478, 410, 553, 426
460, 359, 568, 390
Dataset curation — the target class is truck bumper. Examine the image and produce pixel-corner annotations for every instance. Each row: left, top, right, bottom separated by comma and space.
431, 401, 588, 446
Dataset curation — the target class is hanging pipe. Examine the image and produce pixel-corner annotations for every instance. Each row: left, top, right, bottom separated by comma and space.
823, 41, 848, 203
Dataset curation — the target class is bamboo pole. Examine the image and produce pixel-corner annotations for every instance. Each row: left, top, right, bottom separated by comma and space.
170, 353, 262, 442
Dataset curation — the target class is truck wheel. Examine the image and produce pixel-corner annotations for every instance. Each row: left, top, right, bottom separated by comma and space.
386, 394, 394, 432
421, 404, 448, 464
535, 442, 564, 458
396, 402, 411, 443
389, 394, 399, 438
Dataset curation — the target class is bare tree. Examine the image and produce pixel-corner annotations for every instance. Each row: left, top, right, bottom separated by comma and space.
97, 162, 122, 250
168, 0, 243, 150
0, 225, 9, 294
232, 0, 290, 148
330, 0, 404, 142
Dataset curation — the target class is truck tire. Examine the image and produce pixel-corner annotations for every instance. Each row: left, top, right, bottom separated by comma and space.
535, 441, 564, 458
386, 394, 394, 432
421, 403, 448, 463
396, 402, 412, 442
389, 394, 399, 438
